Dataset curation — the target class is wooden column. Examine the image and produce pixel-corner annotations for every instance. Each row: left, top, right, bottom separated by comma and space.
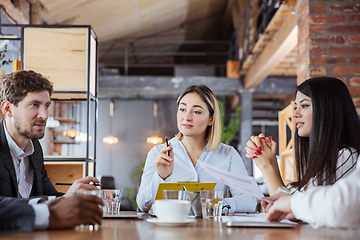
278, 101, 296, 183
296, 0, 360, 112
240, 90, 253, 176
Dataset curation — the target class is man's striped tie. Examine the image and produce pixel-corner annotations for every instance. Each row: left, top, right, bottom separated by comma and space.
18, 158, 34, 198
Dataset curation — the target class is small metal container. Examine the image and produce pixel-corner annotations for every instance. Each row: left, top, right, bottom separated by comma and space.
189, 191, 202, 217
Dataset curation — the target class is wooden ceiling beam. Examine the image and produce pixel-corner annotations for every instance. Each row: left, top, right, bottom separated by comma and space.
98, 76, 242, 99
243, 13, 298, 89
40, 7, 57, 24
30, 0, 41, 24
98, 75, 296, 99
0, 0, 29, 24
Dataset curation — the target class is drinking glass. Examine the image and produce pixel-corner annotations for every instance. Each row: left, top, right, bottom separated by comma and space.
188, 191, 202, 217
102, 189, 123, 215
200, 190, 224, 221
74, 189, 102, 231
163, 190, 190, 201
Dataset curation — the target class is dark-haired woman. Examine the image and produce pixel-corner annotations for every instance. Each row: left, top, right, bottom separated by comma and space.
137, 85, 257, 212
245, 77, 359, 196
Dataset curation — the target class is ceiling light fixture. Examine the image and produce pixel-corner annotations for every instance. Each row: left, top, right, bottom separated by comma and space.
75, 132, 92, 143
46, 116, 60, 128
146, 102, 163, 145
63, 128, 80, 138
103, 135, 118, 144
103, 100, 119, 145
146, 135, 163, 145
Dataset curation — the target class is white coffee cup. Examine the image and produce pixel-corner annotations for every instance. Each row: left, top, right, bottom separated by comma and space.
154, 199, 191, 222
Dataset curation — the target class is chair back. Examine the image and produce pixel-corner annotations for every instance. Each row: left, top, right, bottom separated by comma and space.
100, 176, 115, 189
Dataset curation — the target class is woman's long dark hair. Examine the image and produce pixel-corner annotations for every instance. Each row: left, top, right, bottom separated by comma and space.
292, 77, 360, 189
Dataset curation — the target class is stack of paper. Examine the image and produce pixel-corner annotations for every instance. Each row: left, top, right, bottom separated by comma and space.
196, 160, 264, 199
222, 213, 298, 227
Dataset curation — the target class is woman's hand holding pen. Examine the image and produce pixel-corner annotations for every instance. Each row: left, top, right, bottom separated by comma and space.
154, 143, 174, 180
263, 193, 296, 222
261, 192, 289, 211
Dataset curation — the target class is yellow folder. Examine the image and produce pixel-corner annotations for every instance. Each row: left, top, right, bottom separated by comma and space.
154, 182, 217, 200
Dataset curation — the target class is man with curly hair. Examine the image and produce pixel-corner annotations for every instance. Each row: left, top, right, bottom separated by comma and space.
0, 70, 102, 232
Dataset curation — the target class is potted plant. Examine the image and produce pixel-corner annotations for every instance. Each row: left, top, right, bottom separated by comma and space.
218, 99, 241, 145
0, 44, 13, 79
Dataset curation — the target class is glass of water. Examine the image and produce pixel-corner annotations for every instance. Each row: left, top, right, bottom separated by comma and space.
200, 190, 224, 221
74, 189, 102, 231
102, 189, 123, 215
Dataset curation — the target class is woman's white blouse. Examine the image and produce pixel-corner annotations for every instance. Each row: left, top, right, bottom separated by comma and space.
136, 136, 258, 212
276, 148, 359, 194
291, 159, 360, 228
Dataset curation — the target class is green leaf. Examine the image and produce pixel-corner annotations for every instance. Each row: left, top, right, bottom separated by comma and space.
0, 44, 13, 68
219, 100, 241, 145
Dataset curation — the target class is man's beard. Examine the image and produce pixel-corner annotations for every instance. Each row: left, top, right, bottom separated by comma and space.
14, 117, 46, 140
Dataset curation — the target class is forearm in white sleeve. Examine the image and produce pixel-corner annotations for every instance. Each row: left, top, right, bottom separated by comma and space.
137, 171, 172, 211
137, 145, 174, 212
291, 164, 360, 229
224, 194, 257, 213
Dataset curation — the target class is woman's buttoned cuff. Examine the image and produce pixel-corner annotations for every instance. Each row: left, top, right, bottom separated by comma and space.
151, 172, 173, 197
223, 198, 236, 213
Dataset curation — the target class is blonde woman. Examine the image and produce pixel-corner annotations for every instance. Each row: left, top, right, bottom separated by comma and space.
136, 85, 257, 212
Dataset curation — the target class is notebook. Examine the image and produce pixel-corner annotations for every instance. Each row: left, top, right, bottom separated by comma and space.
223, 214, 298, 228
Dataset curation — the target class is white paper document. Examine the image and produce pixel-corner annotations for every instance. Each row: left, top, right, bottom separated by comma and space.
222, 213, 297, 227
197, 160, 264, 199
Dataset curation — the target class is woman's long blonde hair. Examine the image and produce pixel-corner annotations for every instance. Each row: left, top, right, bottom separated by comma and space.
176, 85, 221, 151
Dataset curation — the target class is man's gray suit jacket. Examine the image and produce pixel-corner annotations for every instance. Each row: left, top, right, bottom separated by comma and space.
0, 197, 36, 232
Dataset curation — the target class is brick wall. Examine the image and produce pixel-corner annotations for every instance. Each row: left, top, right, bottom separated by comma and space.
296, 0, 360, 111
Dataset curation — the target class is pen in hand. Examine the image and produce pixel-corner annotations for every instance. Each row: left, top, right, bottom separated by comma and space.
165, 137, 170, 156
261, 198, 274, 203
56, 182, 101, 186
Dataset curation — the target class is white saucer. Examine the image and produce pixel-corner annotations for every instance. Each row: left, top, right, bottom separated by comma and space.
146, 218, 196, 227
103, 212, 145, 219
